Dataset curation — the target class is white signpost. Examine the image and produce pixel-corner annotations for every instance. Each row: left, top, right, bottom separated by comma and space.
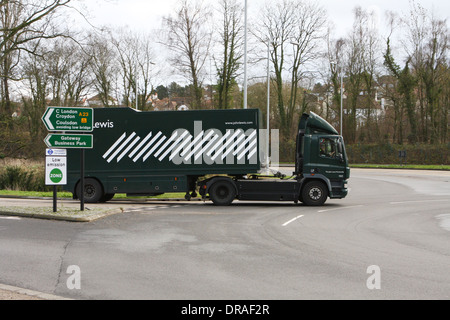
45, 155, 67, 185
45, 149, 67, 212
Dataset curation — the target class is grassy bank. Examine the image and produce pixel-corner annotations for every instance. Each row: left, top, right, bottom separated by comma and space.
0, 189, 188, 199
280, 163, 450, 170
350, 164, 450, 170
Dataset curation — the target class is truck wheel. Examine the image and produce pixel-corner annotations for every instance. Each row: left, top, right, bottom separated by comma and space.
100, 193, 115, 203
76, 178, 104, 203
209, 180, 236, 206
301, 181, 328, 206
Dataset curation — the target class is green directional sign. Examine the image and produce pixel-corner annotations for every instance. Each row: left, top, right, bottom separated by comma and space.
42, 107, 93, 132
44, 134, 93, 149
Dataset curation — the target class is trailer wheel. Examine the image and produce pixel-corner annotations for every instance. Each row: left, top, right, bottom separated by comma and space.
76, 178, 104, 203
209, 180, 236, 206
100, 193, 115, 203
301, 181, 328, 206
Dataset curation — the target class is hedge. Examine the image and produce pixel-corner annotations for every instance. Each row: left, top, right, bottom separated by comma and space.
346, 143, 449, 165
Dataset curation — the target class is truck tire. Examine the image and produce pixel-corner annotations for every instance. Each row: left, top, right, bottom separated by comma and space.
301, 180, 328, 206
209, 180, 236, 206
100, 193, 115, 203
76, 178, 104, 203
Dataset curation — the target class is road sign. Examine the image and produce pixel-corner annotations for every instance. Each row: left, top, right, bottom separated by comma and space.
45, 156, 67, 185
44, 134, 93, 149
42, 107, 93, 132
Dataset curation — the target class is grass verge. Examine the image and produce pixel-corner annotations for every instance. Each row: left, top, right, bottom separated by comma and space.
281, 162, 449, 170
0, 191, 188, 221
0, 190, 187, 199
350, 164, 450, 170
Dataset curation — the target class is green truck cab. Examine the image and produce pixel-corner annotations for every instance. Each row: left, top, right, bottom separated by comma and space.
294, 112, 350, 204
65, 108, 349, 206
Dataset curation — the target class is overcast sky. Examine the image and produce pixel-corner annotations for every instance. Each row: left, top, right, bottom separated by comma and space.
76, 0, 449, 38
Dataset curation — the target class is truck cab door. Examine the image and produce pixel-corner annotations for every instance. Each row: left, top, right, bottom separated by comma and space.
315, 136, 346, 180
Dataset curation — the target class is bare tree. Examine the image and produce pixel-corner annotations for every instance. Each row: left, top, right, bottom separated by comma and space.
382, 1, 450, 144
135, 32, 158, 110
21, 46, 51, 143
384, 36, 418, 144
289, 1, 327, 116
326, 29, 346, 126
111, 30, 134, 107
45, 38, 92, 107
403, 1, 449, 144
88, 31, 118, 107
343, 6, 367, 143
214, 0, 244, 109
0, 0, 71, 115
254, 0, 326, 139
360, 7, 382, 142
162, 0, 212, 109
112, 29, 158, 110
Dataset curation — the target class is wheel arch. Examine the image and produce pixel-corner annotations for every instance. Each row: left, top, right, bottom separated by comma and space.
300, 174, 332, 198
73, 176, 105, 200
199, 176, 238, 197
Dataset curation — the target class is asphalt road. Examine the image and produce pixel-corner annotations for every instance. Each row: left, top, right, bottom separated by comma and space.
0, 168, 449, 300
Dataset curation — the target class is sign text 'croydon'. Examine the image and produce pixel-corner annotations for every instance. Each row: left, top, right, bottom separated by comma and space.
42, 107, 93, 132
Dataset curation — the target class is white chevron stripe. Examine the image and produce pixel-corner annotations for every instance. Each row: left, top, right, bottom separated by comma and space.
142, 135, 167, 162
133, 131, 162, 162
206, 131, 231, 157
247, 145, 258, 160
158, 131, 189, 161
195, 134, 219, 160
212, 130, 242, 161
169, 135, 193, 161
129, 132, 152, 158
233, 130, 257, 156
180, 131, 204, 157
237, 138, 257, 160
184, 130, 214, 161
117, 136, 141, 162
103, 133, 126, 159
154, 132, 179, 157
221, 133, 245, 160
107, 132, 137, 163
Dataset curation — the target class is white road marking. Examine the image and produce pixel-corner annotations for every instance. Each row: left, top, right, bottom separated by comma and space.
436, 214, 450, 232
125, 205, 183, 214
317, 205, 363, 213
0, 216, 21, 220
282, 215, 304, 227
390, 199, 450, 205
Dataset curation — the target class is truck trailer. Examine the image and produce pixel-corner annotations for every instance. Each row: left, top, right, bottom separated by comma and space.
65, 107, 349, 206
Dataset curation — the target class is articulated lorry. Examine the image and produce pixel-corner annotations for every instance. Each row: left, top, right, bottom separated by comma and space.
66, 107, 349, 206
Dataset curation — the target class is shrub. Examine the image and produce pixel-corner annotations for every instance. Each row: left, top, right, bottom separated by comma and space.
346, 143, 449, 165
0, 165, 48, 191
